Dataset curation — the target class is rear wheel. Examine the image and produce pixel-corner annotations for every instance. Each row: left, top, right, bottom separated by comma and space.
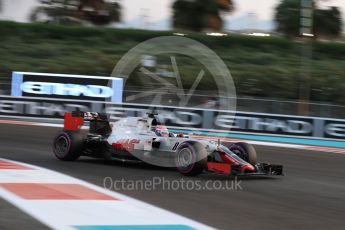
53, 131, 83, 161
175, 142, 207, 176
226, 142, 257, 165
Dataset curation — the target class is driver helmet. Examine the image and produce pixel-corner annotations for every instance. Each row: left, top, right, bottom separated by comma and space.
154, 125, 170, 137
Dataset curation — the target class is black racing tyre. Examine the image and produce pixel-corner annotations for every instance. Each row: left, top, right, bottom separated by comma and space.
225, 142, 257, 165
175, 142, 207, 176
53, 131, 83, 161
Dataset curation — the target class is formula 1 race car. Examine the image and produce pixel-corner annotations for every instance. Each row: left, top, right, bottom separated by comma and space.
53, 111, 283, 177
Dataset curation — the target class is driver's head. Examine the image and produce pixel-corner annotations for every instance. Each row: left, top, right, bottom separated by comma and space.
154, 125, 169, 137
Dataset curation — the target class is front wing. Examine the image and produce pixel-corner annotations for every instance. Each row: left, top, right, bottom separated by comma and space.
207, 162, 283, 176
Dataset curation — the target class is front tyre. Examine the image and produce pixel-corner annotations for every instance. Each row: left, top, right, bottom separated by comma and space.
53, 131, 83, 161
175, 142, 207, 176
227, 142, 257, 165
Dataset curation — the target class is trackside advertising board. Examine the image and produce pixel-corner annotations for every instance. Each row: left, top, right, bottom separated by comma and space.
11, 72, 123, 103
0, 96, 344, 140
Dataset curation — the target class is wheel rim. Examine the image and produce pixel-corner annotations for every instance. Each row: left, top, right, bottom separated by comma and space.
177, 148, 194, 171
55, 136, 69, 157
231, 146, 248, 162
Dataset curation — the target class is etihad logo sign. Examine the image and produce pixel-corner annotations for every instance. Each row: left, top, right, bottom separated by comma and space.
11, 72, 123, 103
0, 97, 345, 139
20, 82, 114, 98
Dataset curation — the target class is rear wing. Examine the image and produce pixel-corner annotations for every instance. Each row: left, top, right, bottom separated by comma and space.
64, 111, 109, 133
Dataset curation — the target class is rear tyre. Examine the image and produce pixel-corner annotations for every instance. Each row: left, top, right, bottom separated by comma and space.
226, 142, 257, 165
175, 142, 207, 176
53, 131, 83, 161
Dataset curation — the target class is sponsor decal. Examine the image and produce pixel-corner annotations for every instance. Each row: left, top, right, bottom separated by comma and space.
11, 72, 123, 102
324, 122, 345, 138
20, 82, 114, 98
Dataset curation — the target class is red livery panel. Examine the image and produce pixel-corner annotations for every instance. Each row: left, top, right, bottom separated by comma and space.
64, 112, 84, 131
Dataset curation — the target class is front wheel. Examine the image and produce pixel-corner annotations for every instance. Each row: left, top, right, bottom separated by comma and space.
175, 142, 207, 176
226, 142, 257, 165
53, 131, 83, 161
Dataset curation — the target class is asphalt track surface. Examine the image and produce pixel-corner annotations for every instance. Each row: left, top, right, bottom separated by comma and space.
0, 123, 344, 230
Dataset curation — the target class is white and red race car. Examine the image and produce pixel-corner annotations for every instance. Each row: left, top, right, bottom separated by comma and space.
53, 111, 283, 177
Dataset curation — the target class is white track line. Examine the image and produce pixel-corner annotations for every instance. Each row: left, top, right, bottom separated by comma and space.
191, 135, 345, 155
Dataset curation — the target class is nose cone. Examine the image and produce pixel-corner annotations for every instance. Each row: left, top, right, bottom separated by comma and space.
241, 164, 256, 173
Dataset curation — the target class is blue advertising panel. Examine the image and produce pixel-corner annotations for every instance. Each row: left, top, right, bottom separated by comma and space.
11, 72, 123, 103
